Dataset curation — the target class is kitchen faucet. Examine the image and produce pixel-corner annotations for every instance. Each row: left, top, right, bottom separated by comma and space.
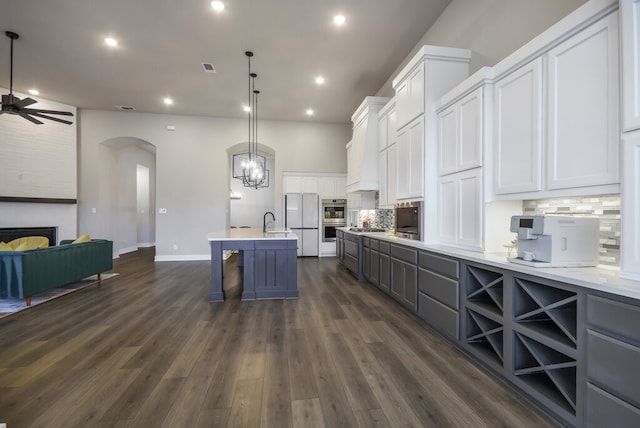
263, 211, 275, 232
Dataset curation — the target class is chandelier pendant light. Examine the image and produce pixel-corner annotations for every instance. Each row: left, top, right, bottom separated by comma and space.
232, 51, 269, 189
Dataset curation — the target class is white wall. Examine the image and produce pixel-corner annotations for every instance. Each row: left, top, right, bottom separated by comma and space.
0, 91, 77, 242
376, 0, 588, 97
78, 109, 349, 260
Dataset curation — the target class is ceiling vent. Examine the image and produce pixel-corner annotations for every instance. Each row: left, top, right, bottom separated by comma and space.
202, 63, 217, 73
116, 105, 136, 111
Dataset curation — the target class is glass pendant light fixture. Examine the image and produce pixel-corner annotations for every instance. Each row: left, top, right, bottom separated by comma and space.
232, 51, 269, 189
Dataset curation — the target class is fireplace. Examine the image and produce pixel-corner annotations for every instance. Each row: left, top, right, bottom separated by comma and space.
0, 227, 58, 246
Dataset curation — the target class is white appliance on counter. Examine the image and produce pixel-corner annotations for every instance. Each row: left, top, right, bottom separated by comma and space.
285, 193, 319, 256
508, 215, 600, 267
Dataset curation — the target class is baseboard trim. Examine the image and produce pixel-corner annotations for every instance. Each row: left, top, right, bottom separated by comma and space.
154, 254, 211, 262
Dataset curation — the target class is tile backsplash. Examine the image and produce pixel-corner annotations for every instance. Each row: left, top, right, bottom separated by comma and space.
357, 209, 394, 230
523, 194, 620, 267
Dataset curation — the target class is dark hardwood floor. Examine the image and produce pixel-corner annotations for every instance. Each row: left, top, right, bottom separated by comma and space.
0, 248, 558, 427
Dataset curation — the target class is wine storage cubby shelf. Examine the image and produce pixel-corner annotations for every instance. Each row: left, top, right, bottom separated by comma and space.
513, 278, 578, 349
466, 266, 504, 317
465, 307, 504, 366
513, 331, 577, 415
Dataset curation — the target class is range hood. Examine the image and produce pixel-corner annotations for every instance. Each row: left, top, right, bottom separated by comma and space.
346, 96, 390, 193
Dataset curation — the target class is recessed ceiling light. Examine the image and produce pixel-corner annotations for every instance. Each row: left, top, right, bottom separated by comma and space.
163, 98, 173, 105
28, 89, 39, 95
315, 76, 325, 85
306, 109, 314, 116
211, 1, 225, 11
104, 37, 118, 47
333, 15, 346, 26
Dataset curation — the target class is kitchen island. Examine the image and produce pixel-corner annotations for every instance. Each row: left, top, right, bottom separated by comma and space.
207, 228, 298, 301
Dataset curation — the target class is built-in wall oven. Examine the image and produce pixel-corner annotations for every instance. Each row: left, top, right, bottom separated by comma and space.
322, 198, 346, 242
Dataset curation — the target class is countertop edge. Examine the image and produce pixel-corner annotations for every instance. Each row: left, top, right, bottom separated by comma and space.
338, 228, 640, 301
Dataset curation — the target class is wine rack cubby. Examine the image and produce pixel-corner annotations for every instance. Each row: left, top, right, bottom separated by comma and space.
513, 331, 577, 416
465, 266, 504, 317
513, 278, 577, 349
465, 307, 504, 367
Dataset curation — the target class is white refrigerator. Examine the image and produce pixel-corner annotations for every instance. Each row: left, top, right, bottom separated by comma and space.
285, 193, 319, 256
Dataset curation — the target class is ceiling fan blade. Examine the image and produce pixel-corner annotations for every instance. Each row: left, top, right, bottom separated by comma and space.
18, 112, 44, 125
29, 112, 73, 125
21, 107, 74, 116
12, 97, 38, 108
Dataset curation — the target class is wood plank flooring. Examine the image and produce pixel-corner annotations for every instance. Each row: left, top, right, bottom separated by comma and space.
0, 248, 558, 427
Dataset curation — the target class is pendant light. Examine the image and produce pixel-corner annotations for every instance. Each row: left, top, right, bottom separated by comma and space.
232, 51, 268, 189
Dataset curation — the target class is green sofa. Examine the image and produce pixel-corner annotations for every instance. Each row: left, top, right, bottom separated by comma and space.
0, 239, 113, 305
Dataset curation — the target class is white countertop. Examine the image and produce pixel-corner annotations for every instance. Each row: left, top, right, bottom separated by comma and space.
338, 227, 640, 301
207, 228, 298, 241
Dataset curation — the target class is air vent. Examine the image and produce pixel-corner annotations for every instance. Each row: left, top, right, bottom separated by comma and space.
202, 63, 217, 73
116, 105, 136, 111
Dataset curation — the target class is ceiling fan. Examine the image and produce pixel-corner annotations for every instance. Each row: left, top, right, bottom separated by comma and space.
1, 31, 74, 125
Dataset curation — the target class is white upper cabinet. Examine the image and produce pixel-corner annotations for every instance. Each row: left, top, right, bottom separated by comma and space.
437, 168, 483, 251
395, 63, 425, 129
378, 100, 397, 208
621, 0, 640, 132
493, 4, 620, 198
346, 96, 389, 193
494, 58, 544, 195
546, 10, 620, 190
319, 176, 346, 198
621, 130, 640, 280
438, 87, 483, 176
396, 116, 425, 200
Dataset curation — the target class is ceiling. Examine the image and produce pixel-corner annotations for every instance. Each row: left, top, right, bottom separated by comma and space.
0, 0, 451, 124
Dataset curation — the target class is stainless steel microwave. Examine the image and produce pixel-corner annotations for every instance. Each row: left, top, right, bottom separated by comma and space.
394, 202, 421, 240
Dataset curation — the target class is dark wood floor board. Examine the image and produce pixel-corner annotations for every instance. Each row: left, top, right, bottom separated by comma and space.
194, 408, 231, 428
353, 408, 392, 428
340, 300, 383, 344
287, 328, 319, 401
28, 346, 142, 428
304, 296, 360, 428
325, 332, 380, 412
260, 302, 293, 428
200, 303, 258, 410
291, 398, 326, 428
129, 377, 186, 427
364, 372, 424, 428
369, 340, 480, 427
227, 377, 264, 428
0, 250, 560, 427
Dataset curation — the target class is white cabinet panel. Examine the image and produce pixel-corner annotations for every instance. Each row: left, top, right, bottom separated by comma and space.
397, 116, 425, 200
438, 87, 483, 176
494, 58, 543, 194
621, 130, 640, 280
378, 111, 388, 152
301, 176, 319, 194
546, 11, 619, 190
438, 169, 483, 250
284, 176, 302, 194
395, 63, 425, 129
438, 176, 457, 245
378, 150, 388, 207
621, 0, 640, 132
458, 169, 483, 249
438, 104, 457, 175
408, 118, 424, 198
459, 89, 482, 171
319, 176, 347, 199
387, 143, 398, 205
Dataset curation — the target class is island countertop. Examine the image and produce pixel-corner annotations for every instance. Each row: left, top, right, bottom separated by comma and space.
207, 228, 298, 241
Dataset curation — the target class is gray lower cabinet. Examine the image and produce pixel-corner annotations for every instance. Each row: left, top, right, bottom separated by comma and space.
417, 251, 459, 339
350, 236, 640, 427
585, 294, 640, 427
390, 244, 418, 311
343, 232, 359, 278
336, 230, 345, 264
379, 243, 390, 292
